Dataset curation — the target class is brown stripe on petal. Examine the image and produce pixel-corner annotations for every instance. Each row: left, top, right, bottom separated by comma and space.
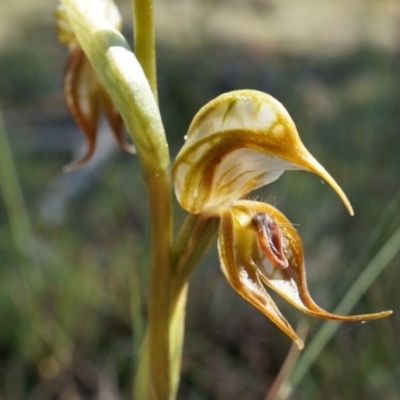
63, 46, 99, 172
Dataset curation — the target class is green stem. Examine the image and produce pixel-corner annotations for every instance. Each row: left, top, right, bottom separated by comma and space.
168, 214, 219, 398
134, 214, 218, 399
61, 1, 171, 398
61, 3, 220, 398
171, 214, 219, 307
147, 172, 173, 399
132, 0, 158, 101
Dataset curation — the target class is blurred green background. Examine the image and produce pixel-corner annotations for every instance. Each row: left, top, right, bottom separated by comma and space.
0, 0, 399, 399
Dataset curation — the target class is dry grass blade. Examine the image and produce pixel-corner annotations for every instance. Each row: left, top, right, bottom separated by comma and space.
266, 320, 309, 400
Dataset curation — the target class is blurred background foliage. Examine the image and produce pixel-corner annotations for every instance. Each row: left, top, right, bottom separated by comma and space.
0, 0, 399, 399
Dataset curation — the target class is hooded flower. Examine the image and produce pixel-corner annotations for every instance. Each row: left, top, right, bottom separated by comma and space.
55, 1, 135, 172
173, 90, 391, 348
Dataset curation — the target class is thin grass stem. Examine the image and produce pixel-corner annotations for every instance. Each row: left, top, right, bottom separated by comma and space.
0, 109, 33, 256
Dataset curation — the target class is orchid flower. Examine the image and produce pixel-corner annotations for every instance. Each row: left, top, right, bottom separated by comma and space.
55, 1, 135, 172
173, 90, 391, 348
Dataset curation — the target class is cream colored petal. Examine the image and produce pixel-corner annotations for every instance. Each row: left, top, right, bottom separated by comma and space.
218, 206, 304, 349
173, 90, 353, 215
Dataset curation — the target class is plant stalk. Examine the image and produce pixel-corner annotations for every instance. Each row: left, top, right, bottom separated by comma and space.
61, 1, 172, 397
132, 0, 158, 101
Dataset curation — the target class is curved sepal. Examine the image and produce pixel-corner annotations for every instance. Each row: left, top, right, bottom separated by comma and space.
173, 90, 353, 215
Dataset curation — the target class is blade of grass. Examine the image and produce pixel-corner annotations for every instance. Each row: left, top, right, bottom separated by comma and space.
0, 108, 33, 256
0, 107, 53, 360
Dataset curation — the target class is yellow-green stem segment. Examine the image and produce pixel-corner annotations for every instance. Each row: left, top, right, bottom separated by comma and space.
61, 1, 171, 398
132, 0, 158, 101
